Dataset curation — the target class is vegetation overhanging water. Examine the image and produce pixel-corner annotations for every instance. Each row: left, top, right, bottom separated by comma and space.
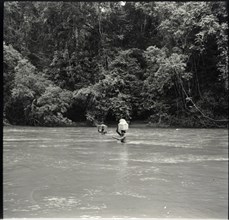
3, 2, 228, 128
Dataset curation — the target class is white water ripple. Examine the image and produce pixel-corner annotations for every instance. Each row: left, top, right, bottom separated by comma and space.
109, 156, 228, 164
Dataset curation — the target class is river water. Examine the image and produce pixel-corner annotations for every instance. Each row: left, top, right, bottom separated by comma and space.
3, 126, 228, 218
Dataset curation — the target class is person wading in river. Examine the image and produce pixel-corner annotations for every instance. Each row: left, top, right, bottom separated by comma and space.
97, 123, 108, 135
113, 119, 129, 143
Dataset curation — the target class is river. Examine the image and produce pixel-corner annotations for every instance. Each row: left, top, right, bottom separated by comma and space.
3, 126, 228, 218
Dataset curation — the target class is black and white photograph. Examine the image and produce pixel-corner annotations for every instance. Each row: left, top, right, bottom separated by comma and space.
3, 1, 228, 219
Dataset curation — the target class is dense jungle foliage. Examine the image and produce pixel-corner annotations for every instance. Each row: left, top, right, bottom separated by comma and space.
3, 1, 228, 127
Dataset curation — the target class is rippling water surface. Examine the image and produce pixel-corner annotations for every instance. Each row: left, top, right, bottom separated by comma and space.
3, 126, 228, 218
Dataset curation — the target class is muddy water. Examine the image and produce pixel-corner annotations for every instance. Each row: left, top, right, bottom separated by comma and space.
3, 126, 228, 218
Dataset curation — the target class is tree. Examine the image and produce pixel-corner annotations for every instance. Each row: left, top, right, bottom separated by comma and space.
3, 1, 228, 127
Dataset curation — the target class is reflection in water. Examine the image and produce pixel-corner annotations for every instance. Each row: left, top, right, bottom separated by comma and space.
118, 145, 128, 177
3, 126, 228, 218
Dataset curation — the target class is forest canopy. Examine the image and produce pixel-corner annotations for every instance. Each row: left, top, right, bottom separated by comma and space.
3, 1, 228, 127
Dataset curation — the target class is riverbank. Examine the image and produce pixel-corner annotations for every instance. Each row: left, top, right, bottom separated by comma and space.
4, 120, 227, 129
